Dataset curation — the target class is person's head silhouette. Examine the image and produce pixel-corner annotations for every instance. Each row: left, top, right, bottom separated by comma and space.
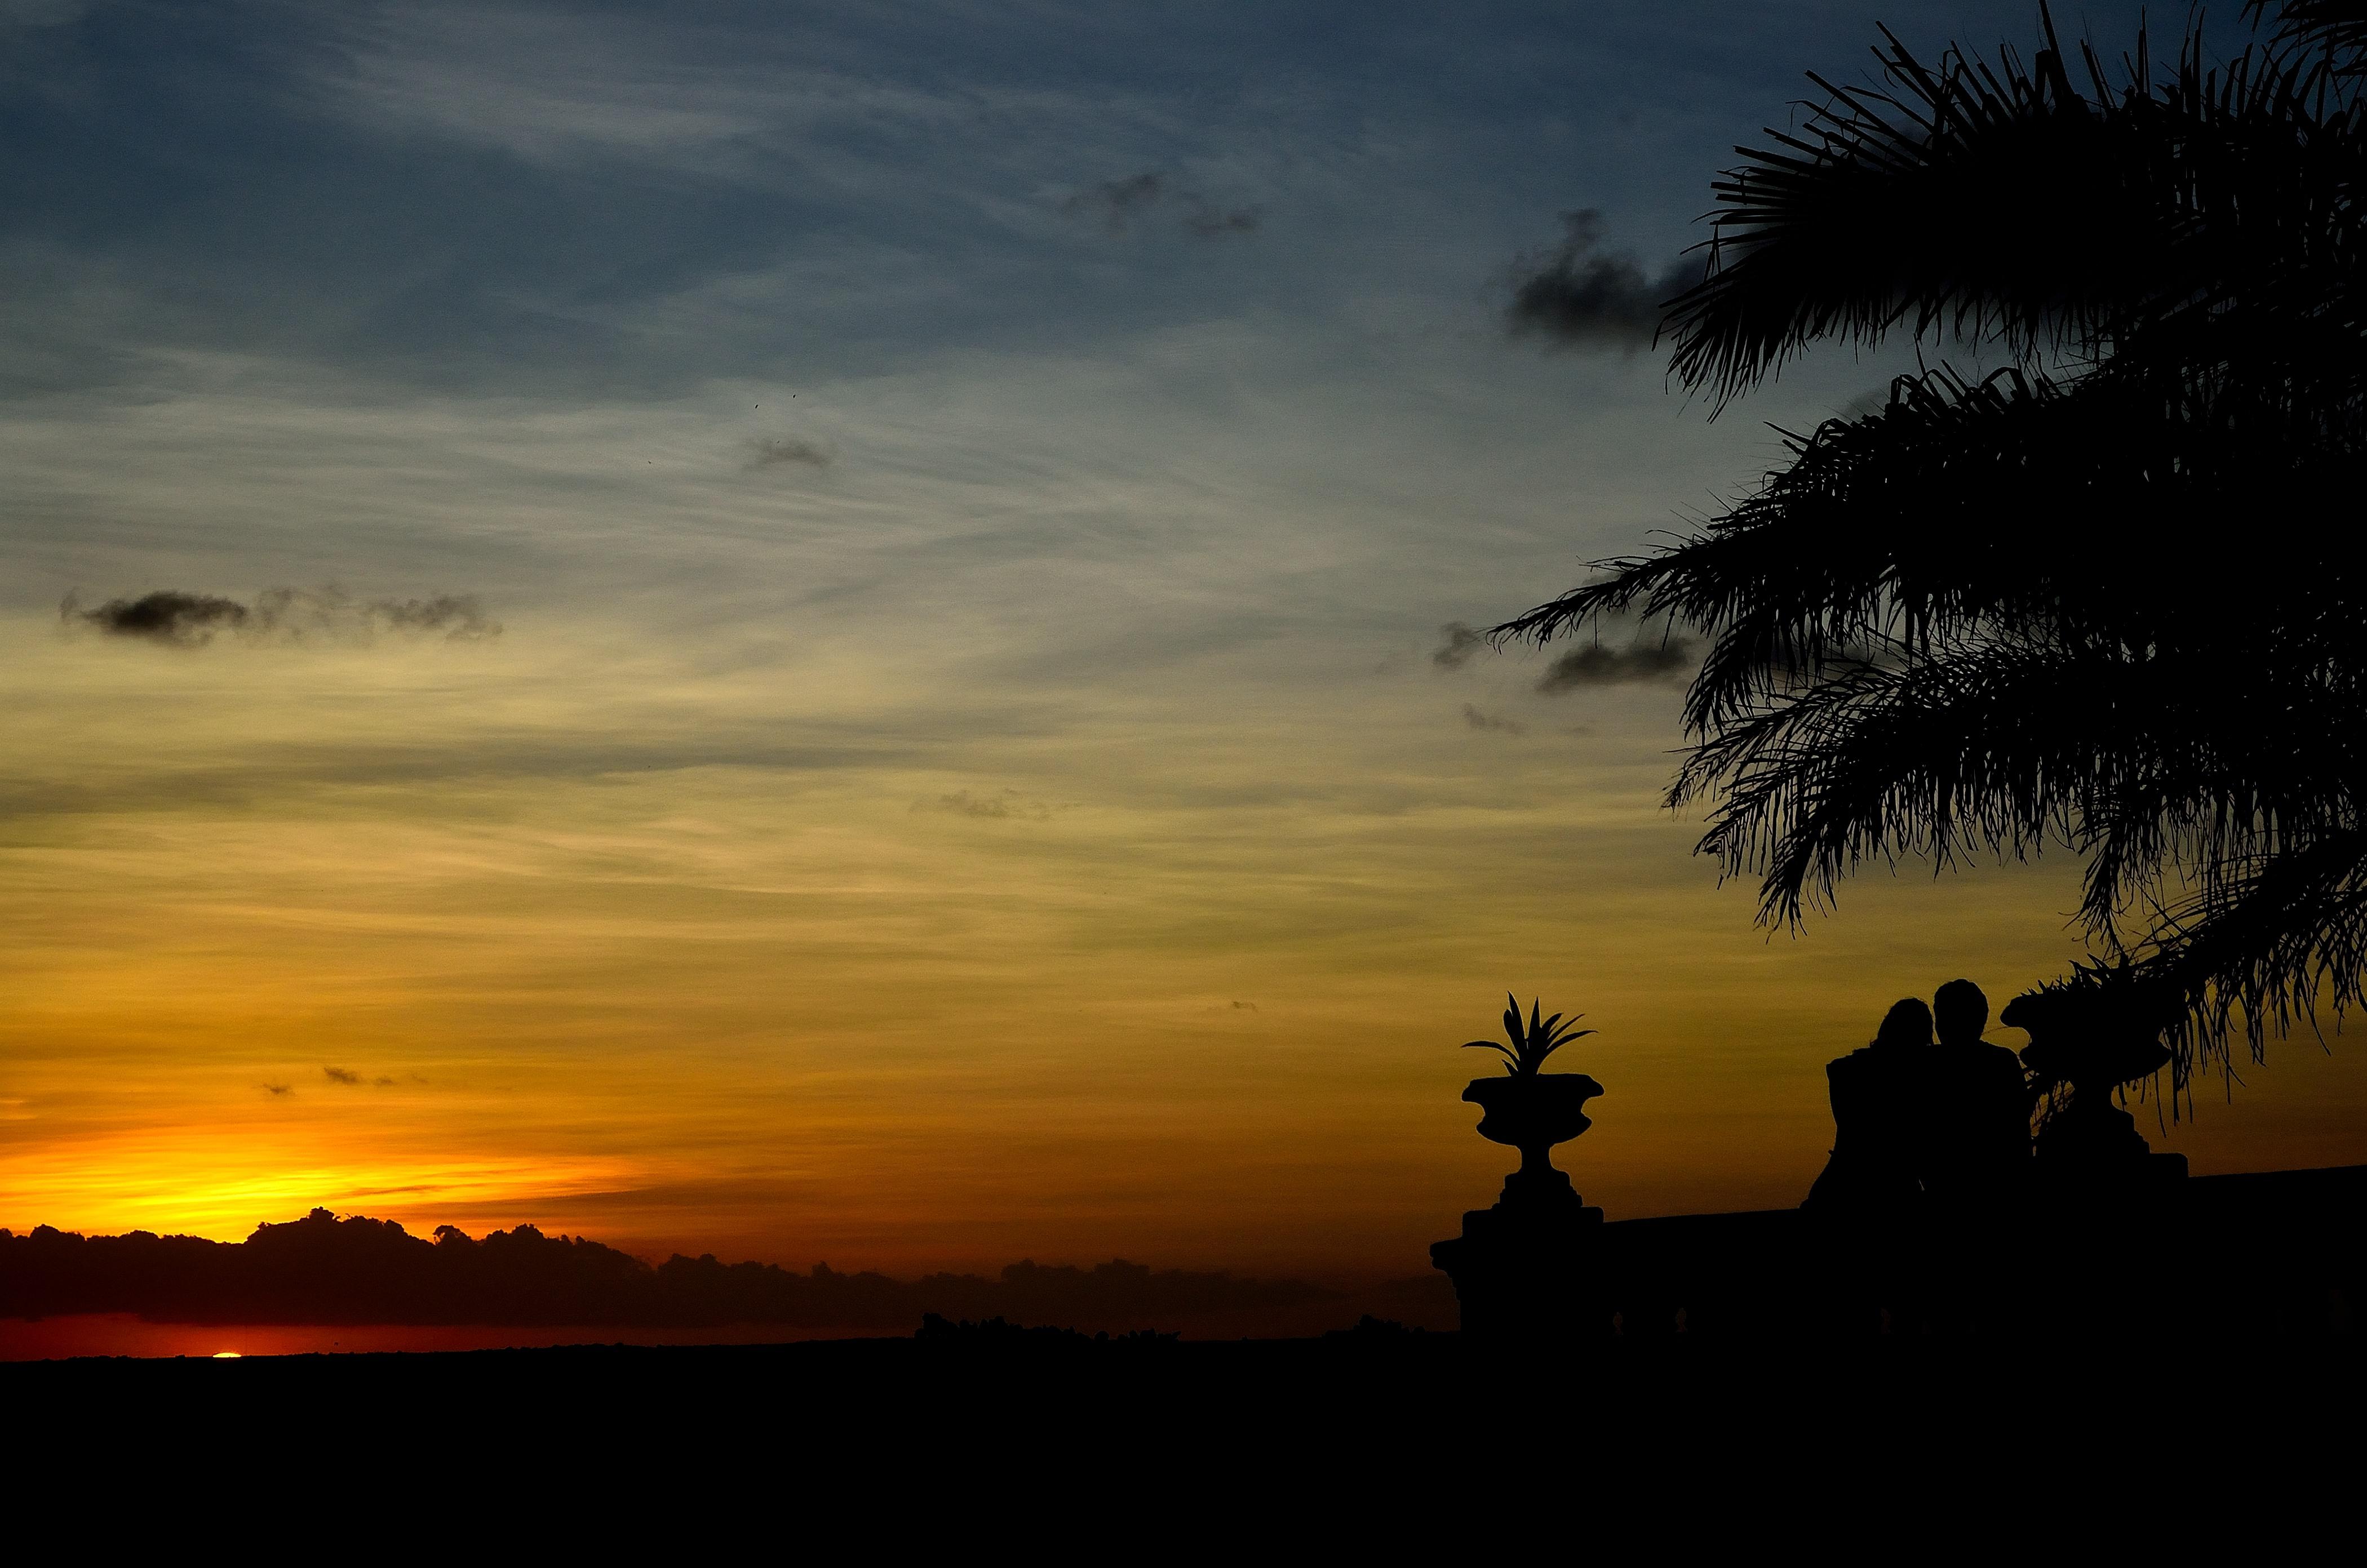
1874, 997, 1933, 1050
1933, 979, 1988, 1045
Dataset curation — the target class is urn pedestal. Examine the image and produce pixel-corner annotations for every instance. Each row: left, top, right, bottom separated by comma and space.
1430, 1191, 1606, 1343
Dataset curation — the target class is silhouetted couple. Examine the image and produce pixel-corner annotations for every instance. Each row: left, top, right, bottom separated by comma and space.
1803, 980, 2028, 1216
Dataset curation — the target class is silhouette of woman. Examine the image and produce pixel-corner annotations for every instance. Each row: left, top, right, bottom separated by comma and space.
1803, 998, 1931, 1215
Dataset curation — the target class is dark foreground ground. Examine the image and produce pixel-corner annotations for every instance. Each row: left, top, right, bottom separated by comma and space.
15, 1169, 2362, 1538
11, 1324, 2361, 1544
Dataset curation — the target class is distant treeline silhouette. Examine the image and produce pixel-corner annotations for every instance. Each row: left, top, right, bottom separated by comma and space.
0, 1209, 1372, 1333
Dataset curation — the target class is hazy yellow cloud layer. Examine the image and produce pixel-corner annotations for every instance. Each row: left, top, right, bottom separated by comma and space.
7, 610, 2361, 1280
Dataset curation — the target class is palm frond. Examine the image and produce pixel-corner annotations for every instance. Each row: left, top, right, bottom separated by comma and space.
1665, 11, 2364, 406
2134, 828, 2367, 1075
1497, 363, 2363, 719
1668, 620, 2367, 939
2250, 1, 2367, 73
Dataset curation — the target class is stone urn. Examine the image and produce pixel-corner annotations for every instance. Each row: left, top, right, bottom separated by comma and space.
1466, 1070, 1604, 1209
2002, 974, 2188, 1189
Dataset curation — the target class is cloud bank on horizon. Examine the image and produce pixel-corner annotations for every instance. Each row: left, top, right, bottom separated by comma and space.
0, 1206, 1438, 1337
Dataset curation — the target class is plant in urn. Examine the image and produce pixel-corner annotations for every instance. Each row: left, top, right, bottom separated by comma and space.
1464, 993, 1603, 1212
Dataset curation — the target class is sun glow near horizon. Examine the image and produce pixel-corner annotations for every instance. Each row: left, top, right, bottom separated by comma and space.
0, 1104, 642, 1245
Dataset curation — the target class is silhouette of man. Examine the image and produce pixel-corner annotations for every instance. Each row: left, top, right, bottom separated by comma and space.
1921, 979, 2031, 1201
1803, 998, 1932, 1215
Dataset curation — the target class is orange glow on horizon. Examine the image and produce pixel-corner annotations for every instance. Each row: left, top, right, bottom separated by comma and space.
3, 617, 2365, 1282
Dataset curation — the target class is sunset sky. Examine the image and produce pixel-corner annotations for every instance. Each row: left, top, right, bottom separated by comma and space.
5, 0, 2363, 1287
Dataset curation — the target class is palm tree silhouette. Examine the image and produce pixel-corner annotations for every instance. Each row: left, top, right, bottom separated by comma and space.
1499, 3, 2367, 1094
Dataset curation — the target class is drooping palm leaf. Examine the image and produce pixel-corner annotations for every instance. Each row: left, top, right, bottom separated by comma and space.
1663, 8, 2365, 406
2251, 1, 2367, 72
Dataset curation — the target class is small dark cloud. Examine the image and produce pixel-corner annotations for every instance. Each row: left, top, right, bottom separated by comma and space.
61, 587, 500, 647
1535, 637, 1699, 692
1062, 172, 1261, 241
1232, 1001, 1257, 1012
262, 1082, 292, 1097
1433, 621, 1486, 670
1461, 703, 1527, 736
750, 436, 832, 471
1508, 210, 1700, 350
914, 789, 1052, 821
1062, 171, 1165, 234
321, 1067, 404, 1087
67, 590, 248, 645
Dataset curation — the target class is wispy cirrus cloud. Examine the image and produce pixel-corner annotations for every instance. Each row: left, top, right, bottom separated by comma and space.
1061, 170, 1261, 240
1062, 171, 1168, 234
915, 788, 1053, 821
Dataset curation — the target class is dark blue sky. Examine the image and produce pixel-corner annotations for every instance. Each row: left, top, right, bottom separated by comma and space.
4, 1, 2083, 399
